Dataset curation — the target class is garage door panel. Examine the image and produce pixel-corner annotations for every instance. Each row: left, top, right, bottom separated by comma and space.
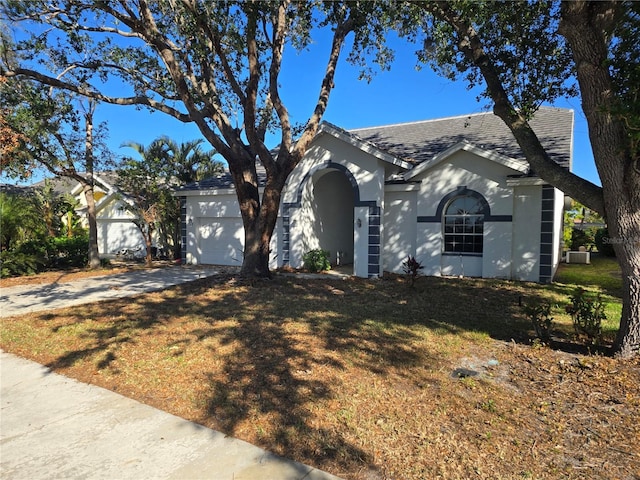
197, 218, 244, 265
98, 220, 144, 255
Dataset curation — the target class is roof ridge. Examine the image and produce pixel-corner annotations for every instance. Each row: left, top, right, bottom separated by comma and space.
349, 111, 492, 132
348, 106, 573, 132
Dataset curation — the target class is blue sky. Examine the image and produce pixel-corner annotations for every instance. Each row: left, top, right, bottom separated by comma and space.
9, 31, 599, 187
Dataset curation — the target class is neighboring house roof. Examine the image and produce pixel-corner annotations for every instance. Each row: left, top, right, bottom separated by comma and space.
0, 177, 79, 197
29, 172, 121, 197
349, 107, 573, 170
0, 183, 32, 196
178, 107, 573, 191
177, 166, 268, 192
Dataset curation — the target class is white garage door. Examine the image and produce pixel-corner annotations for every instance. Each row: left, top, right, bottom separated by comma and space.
98, 220, 145, 255
196, 217, 244, 266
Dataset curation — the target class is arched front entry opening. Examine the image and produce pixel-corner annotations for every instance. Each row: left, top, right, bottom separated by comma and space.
282, 161, 380, 278
309, 169, 355, 269
286, 167, 355, 272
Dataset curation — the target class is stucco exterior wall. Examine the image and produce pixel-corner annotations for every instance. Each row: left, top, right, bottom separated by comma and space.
183, 190, 279, 268
511, 186, 543, 281
383, 188, 417, 273
283, 133, 386, 277
284, 135, 385, 205
415, 151, 514, 219
552, 187, 565, 277
94, 196, 146, 255
417, 223, 442, 276
412, 150, 515, 279
97, 220, 144, 255
289, 178, 319, 267
482, 222, 513, 279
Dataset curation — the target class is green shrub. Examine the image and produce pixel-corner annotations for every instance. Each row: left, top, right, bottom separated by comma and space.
15, 239, 51, 260
0, 250, 47, 278
565, 287, 606, 345
303, 249, 331, 273
50, 235, 89, 268
570, 227, 592, 250
522, 302, 554, 343
0, 235, 89, 277
594, 228, 616, 257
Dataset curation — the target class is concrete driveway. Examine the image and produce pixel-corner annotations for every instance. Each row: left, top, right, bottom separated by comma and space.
0, 266, 219, 317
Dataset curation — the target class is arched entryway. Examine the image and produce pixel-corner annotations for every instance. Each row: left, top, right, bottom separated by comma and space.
282, 161, 380, 278
309, 169, 355, 269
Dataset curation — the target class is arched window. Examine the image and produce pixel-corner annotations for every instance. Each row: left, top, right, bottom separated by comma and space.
443, 196, 484, 254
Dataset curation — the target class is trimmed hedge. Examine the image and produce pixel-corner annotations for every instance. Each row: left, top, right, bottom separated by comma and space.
0, 235, 89, 278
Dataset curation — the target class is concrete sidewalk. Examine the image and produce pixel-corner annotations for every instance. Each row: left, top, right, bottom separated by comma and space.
0, 266, 220, 318
0, 351, 341, 480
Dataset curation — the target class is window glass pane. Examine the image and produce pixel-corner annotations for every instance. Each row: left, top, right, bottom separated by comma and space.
442, 194, 485, 254
474, 236, 483, 252
446, 198, 466, 215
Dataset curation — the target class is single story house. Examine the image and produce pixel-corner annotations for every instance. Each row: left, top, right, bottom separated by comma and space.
33, 173, 149, 257
178, 107, 573, 282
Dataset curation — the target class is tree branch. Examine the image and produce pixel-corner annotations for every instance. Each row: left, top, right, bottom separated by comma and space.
2, 67, 192, 122
268, 1, 292, 161
427, 1, 605, 215
295, 16, 355, 160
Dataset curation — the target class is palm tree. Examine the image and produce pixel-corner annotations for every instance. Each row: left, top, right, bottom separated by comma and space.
156, 136, 225, 259
158, 136, 225, 184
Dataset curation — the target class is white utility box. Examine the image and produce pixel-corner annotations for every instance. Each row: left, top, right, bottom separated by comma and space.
566, 251, 591, 264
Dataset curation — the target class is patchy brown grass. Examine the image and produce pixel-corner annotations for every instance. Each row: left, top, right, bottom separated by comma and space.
1, 271, 639, 480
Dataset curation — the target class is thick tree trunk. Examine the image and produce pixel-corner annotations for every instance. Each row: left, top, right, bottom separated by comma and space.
560, 1, 640, 358
616, 251, 640, 357
238, 176, 286, 279
226, 147, 293, 279
241, 222, 272, 278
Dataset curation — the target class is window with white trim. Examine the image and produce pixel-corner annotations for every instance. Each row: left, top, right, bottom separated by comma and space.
443, 196, 484, 254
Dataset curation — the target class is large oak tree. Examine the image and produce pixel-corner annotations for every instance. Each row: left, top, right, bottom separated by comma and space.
400, 0, 639, 357
0, 0, 390, 277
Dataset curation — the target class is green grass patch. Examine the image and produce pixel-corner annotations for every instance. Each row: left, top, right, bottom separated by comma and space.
551, 254, 623, 340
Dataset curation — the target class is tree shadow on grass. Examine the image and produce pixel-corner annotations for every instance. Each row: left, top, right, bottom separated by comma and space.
30, 271, 621, 477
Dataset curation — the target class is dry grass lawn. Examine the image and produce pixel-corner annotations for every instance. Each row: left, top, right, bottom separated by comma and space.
1, 263, 639, 479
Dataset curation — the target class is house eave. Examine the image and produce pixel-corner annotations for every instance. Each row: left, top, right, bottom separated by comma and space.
175, 188, 268, 197
506, 177, 548, 186
318, 122, 413, 171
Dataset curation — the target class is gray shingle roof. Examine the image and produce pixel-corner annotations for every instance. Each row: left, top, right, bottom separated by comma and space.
177, 165, 267, 191
349, 107, 572, 169
178, 107, 572, 191
30, 172, 121, 195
